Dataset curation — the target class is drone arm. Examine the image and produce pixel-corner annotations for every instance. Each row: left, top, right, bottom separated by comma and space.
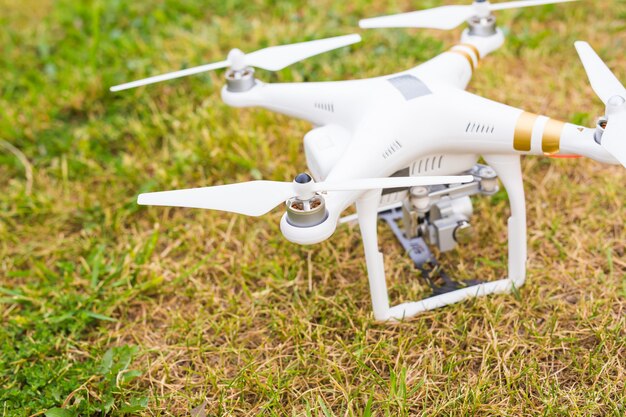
507, 111, 618, 163
559, 125, 620, 164
410, 32, 504, 89
221, 80, 369, 128
222, 82, 324, 125
442, 91, 618, 164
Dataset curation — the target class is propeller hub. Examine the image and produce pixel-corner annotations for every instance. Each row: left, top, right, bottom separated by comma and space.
227, 48, 247, 71
606, 95, 626, 116
607, 95, 625, 105
294, 173, 313, 184
472, 0, 492, 18
292, 173, 316, 200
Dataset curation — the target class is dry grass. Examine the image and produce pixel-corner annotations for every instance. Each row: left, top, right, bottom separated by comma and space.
1, 0, 625, 416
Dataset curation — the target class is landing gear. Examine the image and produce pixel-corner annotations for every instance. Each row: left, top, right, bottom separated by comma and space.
354, 156, 527, 321
379, 164, 496, 298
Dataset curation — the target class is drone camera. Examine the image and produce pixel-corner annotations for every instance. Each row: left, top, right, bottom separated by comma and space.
400, 164, 499, 253
403, 187, 475, 253
423, 195, 474, 252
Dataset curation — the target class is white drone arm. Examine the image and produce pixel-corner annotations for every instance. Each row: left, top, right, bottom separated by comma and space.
221, 78, 382, 130
433, 89, 619, 165
433, 41, 626, 167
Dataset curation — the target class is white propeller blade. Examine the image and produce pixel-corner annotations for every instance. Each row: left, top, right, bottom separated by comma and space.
315, 176, 473, 192
138, 175, 473, 217
359, 0, 577, 30
110, 61, 229, 92
574, 41, 626, 168
574, 41, 626, 105
138, 181, 295, 217
360, 6, 472, 30
110, 34, 361, 92
244, 34, 361, 72
489, 0, 576, 11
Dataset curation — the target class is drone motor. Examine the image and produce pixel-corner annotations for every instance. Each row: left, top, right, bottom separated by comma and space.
286, 173, 329, 228
226, 67, 256, 92
466, 0, 497, 38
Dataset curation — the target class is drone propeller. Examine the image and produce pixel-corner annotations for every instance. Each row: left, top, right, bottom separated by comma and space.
359, 0, 578, 31
137, 175, 474, 217
110, 34, 361, 92
575, 41, 626, 168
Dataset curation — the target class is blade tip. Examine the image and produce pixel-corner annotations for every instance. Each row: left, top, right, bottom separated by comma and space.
137, 194, 149, 205
574, 40, 592, 54
339, 33, 362, 44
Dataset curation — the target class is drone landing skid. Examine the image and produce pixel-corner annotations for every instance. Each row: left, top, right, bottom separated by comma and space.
359, 155, 527, 322
379, 208, 483, 296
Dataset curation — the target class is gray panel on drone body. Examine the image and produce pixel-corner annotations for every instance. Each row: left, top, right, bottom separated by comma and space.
387, 75, 432, 100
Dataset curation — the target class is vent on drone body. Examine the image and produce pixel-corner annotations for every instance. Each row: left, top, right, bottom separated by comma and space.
411, 155, 445, 174
382, 140, 403, 160
465, 121, 495, 134
314, 102, 335, 113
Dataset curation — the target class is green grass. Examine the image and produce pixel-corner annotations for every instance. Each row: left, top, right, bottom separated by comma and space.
1, 0, 625, 415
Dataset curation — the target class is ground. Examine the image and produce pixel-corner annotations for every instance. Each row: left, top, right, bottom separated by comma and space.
0, 0, 625, 416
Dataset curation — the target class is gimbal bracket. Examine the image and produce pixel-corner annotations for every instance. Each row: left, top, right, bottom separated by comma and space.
379, 208, 482, 296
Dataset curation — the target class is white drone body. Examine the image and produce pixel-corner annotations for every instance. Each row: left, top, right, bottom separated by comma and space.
112, 0, 625, 321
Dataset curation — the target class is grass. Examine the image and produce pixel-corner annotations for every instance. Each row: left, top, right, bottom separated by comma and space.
0, 0, 624, 415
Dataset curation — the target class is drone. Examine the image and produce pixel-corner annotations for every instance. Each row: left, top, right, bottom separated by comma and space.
111, 0, 625, 321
